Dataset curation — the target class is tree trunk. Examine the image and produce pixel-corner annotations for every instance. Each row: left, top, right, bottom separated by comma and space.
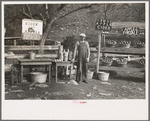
38, 18, 55, 54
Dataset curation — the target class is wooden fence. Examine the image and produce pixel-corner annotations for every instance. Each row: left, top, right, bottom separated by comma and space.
5, 37, 61, 59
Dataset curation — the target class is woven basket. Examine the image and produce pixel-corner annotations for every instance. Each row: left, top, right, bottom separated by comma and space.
121, 44, 130, 48
106, 44, 116, 48
102, 62, 112, 66
117, 64, 127, 68
137, 44, 145, 48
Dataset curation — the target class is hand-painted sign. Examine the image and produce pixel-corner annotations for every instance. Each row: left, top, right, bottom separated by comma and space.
22, 19, 43, 40
123, 27, 139, 35
95, 19, 112, 31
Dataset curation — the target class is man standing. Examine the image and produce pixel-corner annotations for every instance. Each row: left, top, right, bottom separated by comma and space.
72, 33, 90, 84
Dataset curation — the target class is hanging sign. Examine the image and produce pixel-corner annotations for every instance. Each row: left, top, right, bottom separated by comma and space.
95, 19, 112, 31
22, 19, 43, 40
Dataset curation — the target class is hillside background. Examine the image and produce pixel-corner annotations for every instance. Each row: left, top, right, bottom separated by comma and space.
4, 3, 145, 43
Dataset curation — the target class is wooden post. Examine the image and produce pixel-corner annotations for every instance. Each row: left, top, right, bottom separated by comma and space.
103, 34, 105, 46
96, 34, 102, 73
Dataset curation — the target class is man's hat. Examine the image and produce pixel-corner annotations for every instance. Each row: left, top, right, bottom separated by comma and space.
80, 33, 86, 37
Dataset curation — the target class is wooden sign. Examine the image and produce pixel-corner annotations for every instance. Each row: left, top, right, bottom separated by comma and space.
95, 19, 112, 31
22, 19, 43, 40
123, 27, 139, 35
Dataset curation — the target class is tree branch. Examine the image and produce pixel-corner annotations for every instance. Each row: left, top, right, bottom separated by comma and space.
26, 4, 32, 18
56, 4, 95, 20
21, 5, 25, 13
39, 17, 56, 54
20, 11, 33, 19
32, 13, 47, 30
54, 4, 67, 14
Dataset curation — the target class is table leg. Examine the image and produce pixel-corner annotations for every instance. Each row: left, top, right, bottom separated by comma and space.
30, 65, 32, 72
21, 65, 23, 83
45, 65, 47, 72
17, 66, 20, 83
55, 64, 57, 83
70, 65, 73, 79
49, 65, 51, 83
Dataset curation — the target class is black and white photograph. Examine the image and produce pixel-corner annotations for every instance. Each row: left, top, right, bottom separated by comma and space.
2, 1, 149, 120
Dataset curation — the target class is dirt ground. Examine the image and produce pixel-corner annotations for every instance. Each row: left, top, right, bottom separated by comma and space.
5, 70, 145, 100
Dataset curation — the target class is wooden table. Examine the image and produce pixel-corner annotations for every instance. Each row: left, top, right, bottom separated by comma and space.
18, 59, 52, 83
53, 61, 73, 82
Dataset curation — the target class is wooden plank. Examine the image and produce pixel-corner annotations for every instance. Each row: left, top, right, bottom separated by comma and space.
101, 47, 145, 55
36, 54, 58, 58
112, 22, 145, 29
5, 37, 21, 40
5, 45, 60, 51
20, 62, 52, 65
18, 58, 53, 61
5, 54, 58, 59
99, 66, 145, 72
96, 34, 101, 73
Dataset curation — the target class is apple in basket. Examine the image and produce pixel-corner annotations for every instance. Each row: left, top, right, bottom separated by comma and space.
137, 41, 145, 48
106, 39, 117, 47
101, 57, 113, 66
139, 59, 145, 66
116, 57, 128, 67
119, 40, 131, 48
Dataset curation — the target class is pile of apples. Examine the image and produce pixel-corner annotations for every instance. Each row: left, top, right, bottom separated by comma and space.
118, 40, 131, 45
101, 57, 113, 64
139, 59, 145, 66
116, 57, 128, 64
106, 39, 117, 46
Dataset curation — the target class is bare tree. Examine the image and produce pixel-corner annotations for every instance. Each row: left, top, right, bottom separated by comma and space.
5, 4, 95, 53
4, 3, 145, 53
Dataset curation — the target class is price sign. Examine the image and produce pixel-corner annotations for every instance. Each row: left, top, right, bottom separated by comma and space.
95, 19, 112, 31
22, 19, 43, 40
123, 27, 139, 35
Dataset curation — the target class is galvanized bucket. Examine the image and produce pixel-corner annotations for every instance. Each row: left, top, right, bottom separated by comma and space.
30, 72, 47, 83
98, 71, 110, 81
86, 70, 94, 79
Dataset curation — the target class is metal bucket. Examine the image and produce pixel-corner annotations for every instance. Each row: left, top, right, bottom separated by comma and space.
98, 71, 110, 81
86, 70, 94, 79
30, 72, 47, 83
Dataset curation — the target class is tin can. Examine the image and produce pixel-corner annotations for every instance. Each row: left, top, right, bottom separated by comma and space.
63, 50, 69, 61
59, 46, 63, 61
68, 51, 73, 61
